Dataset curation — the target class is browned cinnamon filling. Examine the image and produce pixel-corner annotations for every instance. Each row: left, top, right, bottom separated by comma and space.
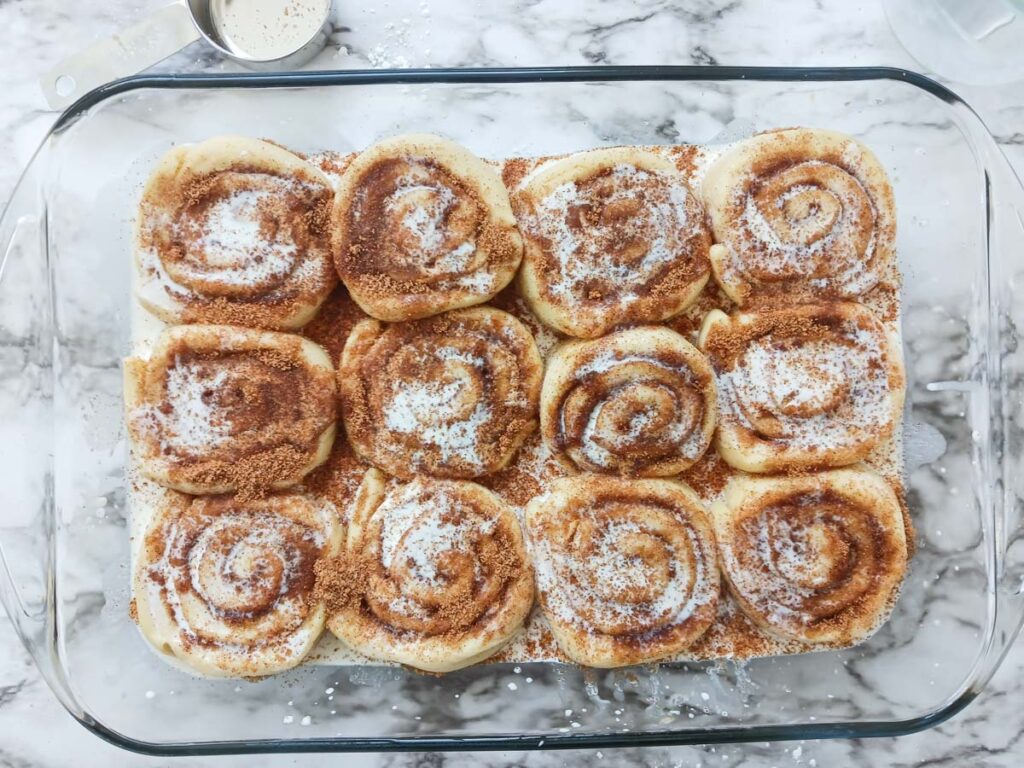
340, 310, 541, 479
710, 138, 894, 304
144, 494, 333, 654
132, 338, 336, 498
299, 284, 371, 366
702, 309, 836, 368
521, 164, 711, 311
528, 481, 719, 658
139, 165, 335, 327
550, 347, 714, 475
335, 157, 517, 301
702, 303, 899, 457
325, 480, 527, 640
723, 489, 903, 636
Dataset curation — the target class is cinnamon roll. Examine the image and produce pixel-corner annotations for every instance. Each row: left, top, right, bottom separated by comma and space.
133, 491, 343, 677
322, 477, 534, 672
711, 469, 908, 645
332, 134, 523, 321
338, 307, 543, 479
136, 136, 336, 329
702, 128, 896, 305
125, 325, 337, 497
515, 147, 712, 338
525, 475, 720, 667
540, 326, 716, 477
698, 303, 904, 472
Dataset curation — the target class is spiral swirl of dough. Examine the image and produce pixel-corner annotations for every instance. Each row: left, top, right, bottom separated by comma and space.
525, 475, 719, 667
702, 128, 895, 305
133, 492, 343, 677
332, 134, 523, 321
711, 469, 908, 645
324, 476, 534, 672
699, 302, 904, 473
338, 307, 542, 479
541, 326, 716, 477
136, 136, 337, 329
125, 324, 337, 496
515, 147, 712, 338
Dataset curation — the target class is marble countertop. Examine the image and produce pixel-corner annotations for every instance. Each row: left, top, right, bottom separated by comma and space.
1, 0, 1023, 766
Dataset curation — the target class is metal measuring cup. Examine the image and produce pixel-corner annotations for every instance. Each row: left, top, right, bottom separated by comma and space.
41, 0, 334, 110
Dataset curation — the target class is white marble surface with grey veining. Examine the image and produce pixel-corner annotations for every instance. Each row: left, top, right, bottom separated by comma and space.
1, 0, 1023, 766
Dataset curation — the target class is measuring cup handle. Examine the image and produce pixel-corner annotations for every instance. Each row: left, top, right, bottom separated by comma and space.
39, 1, 200, 111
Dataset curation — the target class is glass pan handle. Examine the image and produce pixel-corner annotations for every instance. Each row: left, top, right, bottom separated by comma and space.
39, 2, 200, 112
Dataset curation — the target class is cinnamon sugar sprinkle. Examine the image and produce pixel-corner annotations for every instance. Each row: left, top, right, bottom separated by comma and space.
182, 444, 311, 502
313, 553, 364, 614
338, 309, 541, 479
300, 285, 370, 366
514, 158, 712, 334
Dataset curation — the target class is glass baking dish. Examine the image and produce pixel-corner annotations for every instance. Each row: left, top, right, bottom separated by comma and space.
1, 65, 1023, 756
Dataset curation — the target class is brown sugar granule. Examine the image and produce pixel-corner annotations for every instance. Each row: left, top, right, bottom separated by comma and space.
313, 554, 364, 614
308, 150, 357, 180
866, 280, 900, 324
666, 143, 702, 180
681, 450, 731, 499
500, 154, 560, 191
703, 311, 827, 368
304, 194, 333, 238
500, 156, 536, 190
252, 348, 301, 371
300, 286, 371, 365
476, 220, 521, 268
302, 439, 370, 521
180, 172, 222, 209
183, 296, 291, 330
181, 444, 312, 502
432, 531, 523, 636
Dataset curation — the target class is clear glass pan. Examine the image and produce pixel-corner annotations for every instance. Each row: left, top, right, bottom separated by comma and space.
1, 66, 1023, 755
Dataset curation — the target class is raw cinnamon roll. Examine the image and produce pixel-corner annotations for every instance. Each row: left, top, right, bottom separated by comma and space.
133, 491, 343, 677
515, 147, 712, 338
525, 475, 720, 667
125, 325, 337, 497
136, 136, 336, 329
711, 469, 908, 645
322, 477, 534, 672
338, 307, 543, 479
698, 303, 904, 472
702, 128, 896, 305
332, 134, 522, 321
540, 326, 716, 476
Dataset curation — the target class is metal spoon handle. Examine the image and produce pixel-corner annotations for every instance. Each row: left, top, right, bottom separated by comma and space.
40, 1, 200, 111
